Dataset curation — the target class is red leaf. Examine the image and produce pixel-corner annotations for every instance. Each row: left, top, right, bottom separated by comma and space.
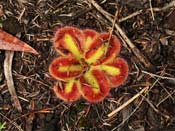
85, 33, 121, 65
103, 58, 129, 87
53, 80, 81, 102
54, 26, 84, 59
79, 69, 110, 103
49, 56, 83, 81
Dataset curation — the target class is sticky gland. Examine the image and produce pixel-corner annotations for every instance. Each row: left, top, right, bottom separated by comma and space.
49, 26, 129, 102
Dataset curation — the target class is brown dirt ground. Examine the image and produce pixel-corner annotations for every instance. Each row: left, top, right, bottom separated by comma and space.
0, 0, 175, 131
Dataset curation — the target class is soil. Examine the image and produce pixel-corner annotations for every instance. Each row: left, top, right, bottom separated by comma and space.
0, 0, 175, 131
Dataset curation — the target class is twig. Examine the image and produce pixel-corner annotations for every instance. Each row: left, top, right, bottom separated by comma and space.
131, 70, 175, 81
107, 86, 149, 118
142, 70, 175, 81
141, 94, 170, 119
13, 72, 50, 88
139, 70, 167, 119
88, 0, 153, 69
18, 7, 26, 22
158, 81, 174, 101
156, 90, 175, 107
107, 69, 164, 118
106, 8, 118, 54
4, 51, 22, 112
117, 0, 175, 23
149, 0, 155, 21
161, 0, 175, 11
111, 97, 144, 130
0, 112, 24, 131
119, 10, 143, 22
17, 0, 27, 5
109, 9, 118, 40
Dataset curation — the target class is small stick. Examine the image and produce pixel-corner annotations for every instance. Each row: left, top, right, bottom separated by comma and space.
142, 70, 175, 81
106, 8, 118, 54
156, 90, 175, 107
149, 0, 155, 21
4, 51, 22, 112
107, 86, 149, 118
89, 0, 153, 69
0, 112, 23, 131
161, 0, 175, 11
111, 97, 144, 130
142, 94, 170, 119
119, 10, 143, 22
18, 7, 26, 22
108, 9, 118, 40
118, 0, 175, 23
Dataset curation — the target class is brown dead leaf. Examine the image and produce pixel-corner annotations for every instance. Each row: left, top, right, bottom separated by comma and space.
0, 29, 38, 54
4, 51, 22, 112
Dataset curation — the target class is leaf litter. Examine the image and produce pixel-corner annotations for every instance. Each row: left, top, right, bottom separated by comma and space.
0, 0, 175, 131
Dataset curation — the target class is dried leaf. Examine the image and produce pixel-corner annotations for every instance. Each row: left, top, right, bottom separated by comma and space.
4, 51, 22, 112
0, 29, 38, 54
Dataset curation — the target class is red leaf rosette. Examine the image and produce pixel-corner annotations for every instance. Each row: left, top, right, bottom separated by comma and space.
49, 26, 129, 102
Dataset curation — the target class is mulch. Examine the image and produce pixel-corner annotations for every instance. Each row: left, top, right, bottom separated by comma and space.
0, 0, 175, 131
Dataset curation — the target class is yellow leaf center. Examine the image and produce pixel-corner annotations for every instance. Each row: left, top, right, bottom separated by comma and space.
58, 65, 82, 72
84, 70, 100, 94
85, 36, 93, 51
100, 65, 120, 75
65, 80, 74, 93
86, 44, 107, 64
64, 34, 82, 59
